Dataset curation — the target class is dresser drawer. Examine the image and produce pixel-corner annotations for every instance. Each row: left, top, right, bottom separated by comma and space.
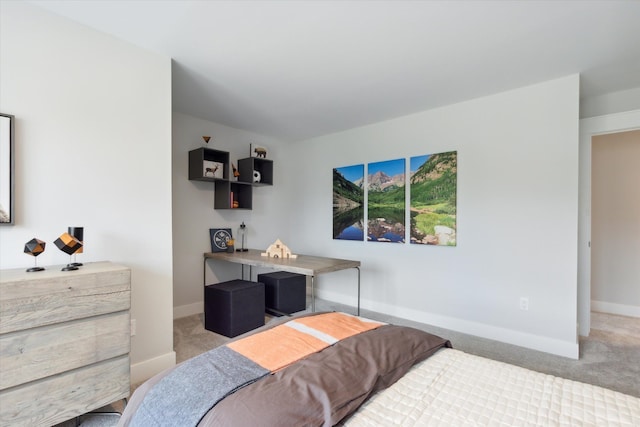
0, 311, 130, 390
0, 355, 130, 427
0, 264, 130, 334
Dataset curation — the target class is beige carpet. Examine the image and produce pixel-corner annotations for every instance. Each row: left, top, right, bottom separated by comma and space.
173, 312, 233, 363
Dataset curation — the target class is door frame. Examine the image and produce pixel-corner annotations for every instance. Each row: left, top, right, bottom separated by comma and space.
578, 109, 640, 337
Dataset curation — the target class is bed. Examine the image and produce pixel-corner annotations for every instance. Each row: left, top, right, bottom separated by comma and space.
119, 312, 640, 426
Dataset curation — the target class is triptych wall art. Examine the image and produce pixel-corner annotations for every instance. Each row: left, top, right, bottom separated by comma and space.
367, 158, 405, 243
332, 164, 364, 241
333, 151, 457, 246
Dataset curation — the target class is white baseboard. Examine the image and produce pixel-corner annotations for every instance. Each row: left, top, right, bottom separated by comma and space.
174, 301, 203, 319
130, 351, 176, 385
317, 289, 579, 359
592, 300, 640, 318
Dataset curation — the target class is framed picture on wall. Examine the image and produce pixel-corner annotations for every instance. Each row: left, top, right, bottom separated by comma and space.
209, 228, 232, 252
0, 113, 14, 225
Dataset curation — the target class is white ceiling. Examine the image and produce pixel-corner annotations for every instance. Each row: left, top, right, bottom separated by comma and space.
30, 0, 640, 142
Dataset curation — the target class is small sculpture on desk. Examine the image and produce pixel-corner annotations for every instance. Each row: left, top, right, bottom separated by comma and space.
236, 221, 248, 252
261, 239, 297, 259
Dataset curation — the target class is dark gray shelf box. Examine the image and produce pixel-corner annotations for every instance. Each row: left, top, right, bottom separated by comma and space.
189, 147, 230, 181
238, 157, 273, 186
214, 181, 253, 210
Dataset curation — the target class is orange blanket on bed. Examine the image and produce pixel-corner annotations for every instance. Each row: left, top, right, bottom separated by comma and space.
226, 312, 384, 372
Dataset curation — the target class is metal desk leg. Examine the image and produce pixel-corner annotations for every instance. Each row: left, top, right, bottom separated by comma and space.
239, 264, 252, 281
356, 266, 360, 316
311, 275, 316, 312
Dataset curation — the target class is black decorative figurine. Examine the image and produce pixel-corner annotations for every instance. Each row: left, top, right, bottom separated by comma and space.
68, 226, 84, 267
24, 238, 46, 272
54, 232, 83, 271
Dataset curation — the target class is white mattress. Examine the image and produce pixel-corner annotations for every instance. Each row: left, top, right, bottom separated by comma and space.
344, 348, 640, 426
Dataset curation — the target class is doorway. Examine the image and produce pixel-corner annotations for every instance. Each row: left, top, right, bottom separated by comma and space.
578, 110, 640, 338
591, 130, 640, 316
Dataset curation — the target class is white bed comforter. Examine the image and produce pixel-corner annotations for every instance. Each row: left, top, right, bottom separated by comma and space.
344, 349, 640, 426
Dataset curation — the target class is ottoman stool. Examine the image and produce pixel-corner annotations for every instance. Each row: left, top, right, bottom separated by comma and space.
204, 280, 265, 337
257, 271, 306, 316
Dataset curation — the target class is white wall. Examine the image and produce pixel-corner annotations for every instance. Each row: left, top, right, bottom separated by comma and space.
581, 87, 640, 119
591, 130, 640, 316
284, 75, 580, 358
172, 112, 288, 319
0, 2, 174, 383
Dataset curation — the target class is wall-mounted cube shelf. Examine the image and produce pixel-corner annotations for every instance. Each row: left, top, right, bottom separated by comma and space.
214, 181, 252, 210
238, 157, 273, 186
188, 148, 272, 210
188, 147, 229, 181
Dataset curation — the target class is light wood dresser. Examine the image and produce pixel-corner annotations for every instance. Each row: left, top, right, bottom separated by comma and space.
0, 261, 131, 426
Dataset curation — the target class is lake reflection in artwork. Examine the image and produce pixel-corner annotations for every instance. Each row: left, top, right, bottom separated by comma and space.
337, 224, 364, 240
333, 206, 364, 240
367, 159, 405, 243
333, 165, 364, 241
367, 207, 405, 242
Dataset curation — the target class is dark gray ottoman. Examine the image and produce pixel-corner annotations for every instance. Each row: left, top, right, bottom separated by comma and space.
257, 271, 306, 315
204, 280, 265, 337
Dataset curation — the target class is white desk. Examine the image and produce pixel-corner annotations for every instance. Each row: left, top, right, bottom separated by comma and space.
203, 249, 361, 315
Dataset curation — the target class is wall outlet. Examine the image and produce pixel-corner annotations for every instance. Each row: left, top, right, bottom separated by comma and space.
519, 297, 529, 311
130, 319, 136, 336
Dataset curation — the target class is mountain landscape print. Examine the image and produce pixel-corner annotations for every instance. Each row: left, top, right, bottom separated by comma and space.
367, 158, 405, 243
333, 164, 364, 240
410, 151, 457, 246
